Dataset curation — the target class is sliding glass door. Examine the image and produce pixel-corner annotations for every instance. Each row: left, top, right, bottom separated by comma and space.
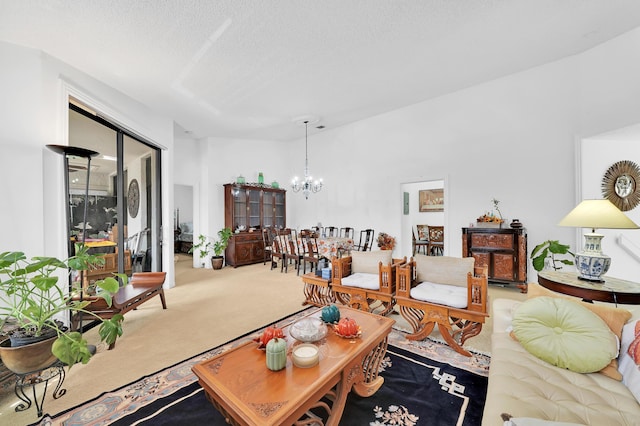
68, 102, 162, 281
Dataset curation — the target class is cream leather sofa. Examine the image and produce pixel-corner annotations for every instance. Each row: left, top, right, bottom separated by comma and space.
482, 293, 640, 426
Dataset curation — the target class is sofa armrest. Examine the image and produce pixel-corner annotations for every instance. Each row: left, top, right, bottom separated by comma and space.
467, 264, 489, 314
395, 259, 416, 299
492, 298, 521, 333
332, 256, 352, 285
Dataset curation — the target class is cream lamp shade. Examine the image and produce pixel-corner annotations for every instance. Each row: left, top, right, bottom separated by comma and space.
558, 199, 639, 281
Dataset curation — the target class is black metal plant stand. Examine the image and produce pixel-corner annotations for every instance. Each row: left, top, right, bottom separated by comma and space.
36, 145, 99, 416
13, 361, 66, 417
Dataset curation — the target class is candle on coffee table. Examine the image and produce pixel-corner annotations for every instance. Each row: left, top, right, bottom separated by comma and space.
292, 344, 319, 368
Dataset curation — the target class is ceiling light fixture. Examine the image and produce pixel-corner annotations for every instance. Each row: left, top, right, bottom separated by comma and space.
291, 117, 323, 199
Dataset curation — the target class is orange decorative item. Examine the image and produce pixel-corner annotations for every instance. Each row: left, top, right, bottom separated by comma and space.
254, 326, 285, 349
335, 317, 361, 338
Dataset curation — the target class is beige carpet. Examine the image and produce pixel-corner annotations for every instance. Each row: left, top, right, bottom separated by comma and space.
0, 254, 526, 424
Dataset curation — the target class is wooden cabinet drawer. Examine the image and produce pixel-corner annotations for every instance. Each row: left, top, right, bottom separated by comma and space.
470, 233, 513, 249
232, 233, 262, 243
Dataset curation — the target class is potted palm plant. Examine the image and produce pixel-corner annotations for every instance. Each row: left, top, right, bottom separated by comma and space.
0, 244, 127, 374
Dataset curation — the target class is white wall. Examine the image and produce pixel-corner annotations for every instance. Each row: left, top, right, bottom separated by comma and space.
5, 23, 640, 285
581, 134, 640, 279
183, 27, 640, 282
0, 42, 176, 285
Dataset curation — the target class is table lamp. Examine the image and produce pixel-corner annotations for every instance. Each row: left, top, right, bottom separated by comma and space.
558, 199, 639, 282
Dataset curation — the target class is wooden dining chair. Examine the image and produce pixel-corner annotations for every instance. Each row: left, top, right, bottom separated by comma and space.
281, 228, 303, 274
427, 226, 444, 256
262, 227, 274, 265
413, 227, 429, 256
324, 226, 338, 237
300, 230, 321, 273
354, 229, 374, 251
339, 227, 354, 239
270, 237, 285, 271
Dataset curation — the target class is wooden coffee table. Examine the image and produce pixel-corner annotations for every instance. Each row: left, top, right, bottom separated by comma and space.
192, 307, 394, 425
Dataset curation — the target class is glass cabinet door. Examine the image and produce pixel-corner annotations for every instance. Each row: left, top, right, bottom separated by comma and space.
263, 191, 274, 228
274, 192, 285, 229
248, 189, 261, 229
234, 189, 247, 229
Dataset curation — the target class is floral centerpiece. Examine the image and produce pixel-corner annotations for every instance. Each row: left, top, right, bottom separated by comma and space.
377, 233, 396, 250
477, 198, 505, 225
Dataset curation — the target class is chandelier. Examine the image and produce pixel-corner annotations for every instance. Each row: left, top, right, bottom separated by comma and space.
291, 119, 323, 199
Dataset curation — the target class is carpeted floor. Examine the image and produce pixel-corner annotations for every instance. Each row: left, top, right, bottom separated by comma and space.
1, 254, 526, 424
36, 308, 490, 425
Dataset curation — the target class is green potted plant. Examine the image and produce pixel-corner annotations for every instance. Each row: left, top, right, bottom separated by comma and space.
530, 240, 575, 272
0, 244, 127, 374
211, 227, 233, 270
188, 234, 214, 268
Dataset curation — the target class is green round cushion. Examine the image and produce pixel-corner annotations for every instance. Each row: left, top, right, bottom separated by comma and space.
512, 296, 618, 373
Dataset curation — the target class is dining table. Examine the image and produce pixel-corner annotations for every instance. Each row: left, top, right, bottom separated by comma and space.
315, 236, 354, 258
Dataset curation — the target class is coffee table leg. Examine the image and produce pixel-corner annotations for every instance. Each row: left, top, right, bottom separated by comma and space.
352, 337, 388, 397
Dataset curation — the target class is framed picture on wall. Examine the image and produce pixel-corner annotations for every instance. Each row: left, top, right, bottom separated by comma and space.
419, 189, 444, 212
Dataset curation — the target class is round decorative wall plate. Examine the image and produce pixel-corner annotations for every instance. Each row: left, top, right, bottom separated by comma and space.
601, 160, 640, 211
127, 179, 140, 218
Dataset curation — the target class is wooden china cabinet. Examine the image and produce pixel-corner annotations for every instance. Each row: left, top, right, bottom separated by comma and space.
223, 183, 286, 267
461, 227, 527, 291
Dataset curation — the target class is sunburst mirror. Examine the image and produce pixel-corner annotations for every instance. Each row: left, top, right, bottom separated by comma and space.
601, 160, 640, 211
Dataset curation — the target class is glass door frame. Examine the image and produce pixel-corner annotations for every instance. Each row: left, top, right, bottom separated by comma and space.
68, 103, 163, 276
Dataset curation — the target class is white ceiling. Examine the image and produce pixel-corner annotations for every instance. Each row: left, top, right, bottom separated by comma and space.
2, 0, 640, 141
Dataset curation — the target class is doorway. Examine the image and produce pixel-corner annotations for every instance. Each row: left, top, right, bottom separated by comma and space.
400, 179, 446, 257
68, 102, 163, 277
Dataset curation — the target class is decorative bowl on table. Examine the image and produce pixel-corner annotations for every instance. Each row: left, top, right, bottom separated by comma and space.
289, 317, 328, 343
332, 326, 362, 339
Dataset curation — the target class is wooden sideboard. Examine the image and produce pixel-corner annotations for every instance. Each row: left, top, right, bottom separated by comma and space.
462, 227, 527, 290
223, 183, 286, 267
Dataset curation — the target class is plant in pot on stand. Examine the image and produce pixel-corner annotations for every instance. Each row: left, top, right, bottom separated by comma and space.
0, 245, 127, 374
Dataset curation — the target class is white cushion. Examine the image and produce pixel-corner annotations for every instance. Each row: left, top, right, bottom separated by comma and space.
414, 254, 474, 287
410, 281, 467, 308
350, 250, 392, 274
341, 272, 379, 290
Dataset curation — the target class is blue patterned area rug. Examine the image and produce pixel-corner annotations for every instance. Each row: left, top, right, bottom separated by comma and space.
37, 310, 490, 426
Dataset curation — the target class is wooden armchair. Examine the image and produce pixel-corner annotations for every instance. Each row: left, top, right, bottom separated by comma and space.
331, 251, 406, 316
395, 255, 488, 357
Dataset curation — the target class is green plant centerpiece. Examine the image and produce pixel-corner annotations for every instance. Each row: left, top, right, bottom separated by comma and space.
0, 244, 127, 372
530, 240, 575, 272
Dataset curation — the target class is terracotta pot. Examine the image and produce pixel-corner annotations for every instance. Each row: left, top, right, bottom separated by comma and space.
211, 256, 224, 270
0, 336, 58, 374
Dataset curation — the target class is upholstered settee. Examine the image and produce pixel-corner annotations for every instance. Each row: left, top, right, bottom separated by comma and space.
482, 283, 640, 426
331, 250, 405, 316
395, 254, 489, 356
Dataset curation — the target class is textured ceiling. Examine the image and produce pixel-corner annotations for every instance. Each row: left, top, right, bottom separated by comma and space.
2, 0, 640, 141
